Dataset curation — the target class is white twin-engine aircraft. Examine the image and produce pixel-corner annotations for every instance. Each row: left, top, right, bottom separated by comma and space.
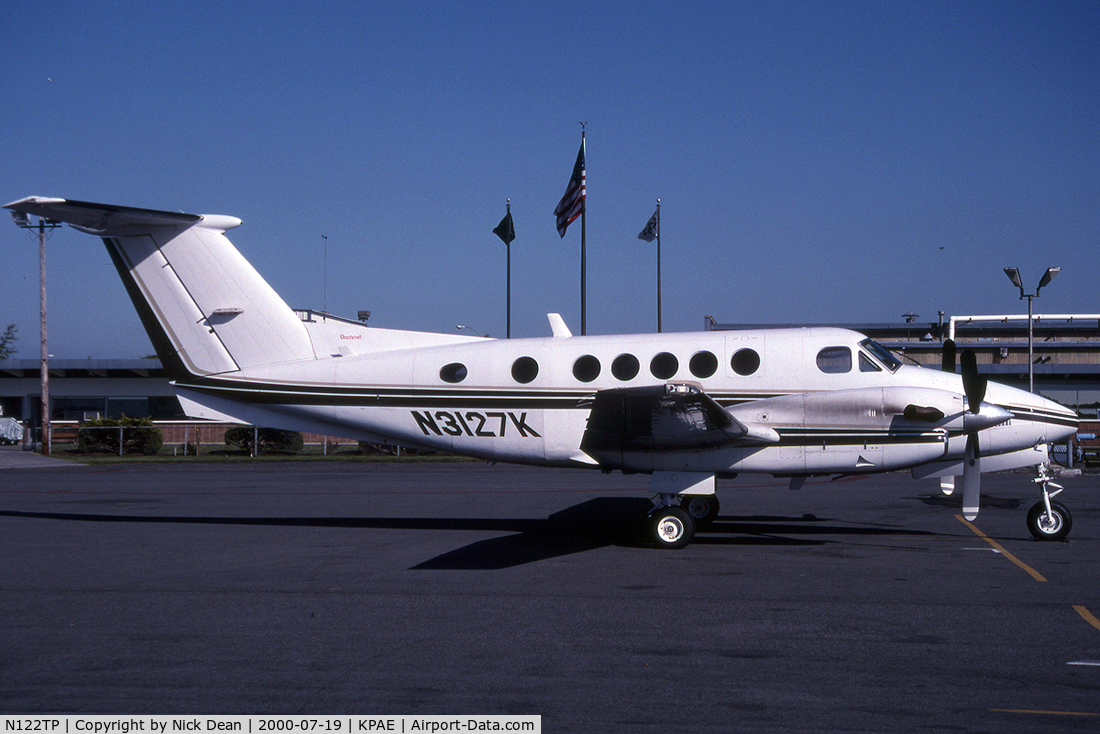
6, 196, 1080, 548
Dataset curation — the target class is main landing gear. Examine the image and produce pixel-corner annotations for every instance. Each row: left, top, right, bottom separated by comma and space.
1026, 464, 1072, 542
646, 493, 721, 550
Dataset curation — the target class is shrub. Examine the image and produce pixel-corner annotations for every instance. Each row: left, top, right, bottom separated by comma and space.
224, 426, 304, 455
77, 416, 164, 455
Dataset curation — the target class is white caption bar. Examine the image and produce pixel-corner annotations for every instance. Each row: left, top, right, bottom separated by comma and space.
0, 717, 540, 734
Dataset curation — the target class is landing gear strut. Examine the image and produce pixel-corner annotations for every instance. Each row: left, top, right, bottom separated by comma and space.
1027, 464, 1072, 541
646, 473, 717, 549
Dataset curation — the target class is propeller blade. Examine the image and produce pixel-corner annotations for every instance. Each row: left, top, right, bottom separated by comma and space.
941, 339, 956, 373
960, 349, 987, 413
961, 433, 980, 521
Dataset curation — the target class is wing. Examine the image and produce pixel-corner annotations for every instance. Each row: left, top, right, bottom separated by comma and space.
579, 383, 778, 466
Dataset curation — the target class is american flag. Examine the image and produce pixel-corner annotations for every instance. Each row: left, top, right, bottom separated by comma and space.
554, 140, 585, 238
638, 207, 658, 242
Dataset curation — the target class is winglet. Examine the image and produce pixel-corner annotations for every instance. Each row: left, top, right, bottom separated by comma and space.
548, 313, 573, 338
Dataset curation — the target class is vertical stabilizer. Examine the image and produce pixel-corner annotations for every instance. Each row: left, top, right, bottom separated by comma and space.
4, 197, 316, 378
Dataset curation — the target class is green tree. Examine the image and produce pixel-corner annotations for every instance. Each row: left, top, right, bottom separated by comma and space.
0, 324, 16, 359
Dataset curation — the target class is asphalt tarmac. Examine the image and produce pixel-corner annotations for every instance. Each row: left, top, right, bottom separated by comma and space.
1, 446, 1098, 732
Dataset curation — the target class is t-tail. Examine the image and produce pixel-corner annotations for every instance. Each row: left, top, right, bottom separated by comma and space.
5, 197, 317, 379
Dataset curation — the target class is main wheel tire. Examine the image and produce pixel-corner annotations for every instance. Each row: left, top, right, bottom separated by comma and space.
681, 494, 720, 525
1027, 500, 1072, 541
648, 506, 695, 550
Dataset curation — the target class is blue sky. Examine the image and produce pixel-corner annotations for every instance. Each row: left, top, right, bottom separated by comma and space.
3, 0, 1098, 358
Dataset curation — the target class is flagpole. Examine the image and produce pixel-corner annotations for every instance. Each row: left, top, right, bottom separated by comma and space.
656, 199, 661, 334
493, 200, 516, 338
505, 200, 511, 338
637, 201, 661, 333
579, 124, 587, 336
553, 124, 586, 333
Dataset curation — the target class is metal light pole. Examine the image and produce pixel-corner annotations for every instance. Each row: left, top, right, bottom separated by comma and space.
1004, 266, 1061, 393
10, 212, 60, 453
456, 324, 485, 337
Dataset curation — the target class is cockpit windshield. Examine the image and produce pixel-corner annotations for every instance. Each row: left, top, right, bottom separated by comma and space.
859, 339, 902, 373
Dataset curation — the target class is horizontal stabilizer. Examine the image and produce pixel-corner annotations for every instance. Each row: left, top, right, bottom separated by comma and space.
5, 196, 212, 234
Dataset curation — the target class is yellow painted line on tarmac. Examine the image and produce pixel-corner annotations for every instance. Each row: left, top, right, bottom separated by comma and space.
1074, 605, 1100, 633
990, 708, 1100, 718
955, 515, 1047, 583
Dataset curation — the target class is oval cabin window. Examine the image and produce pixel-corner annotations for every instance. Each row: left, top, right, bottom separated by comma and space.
440, 363, 468, 383
611, 354, 640, 381
689, 351, 718, 378
731, 348, 761, 376
650, 352, 679, 379
573, 355, 601, 382
511, 356, 539, 384
816, 347, 852, 374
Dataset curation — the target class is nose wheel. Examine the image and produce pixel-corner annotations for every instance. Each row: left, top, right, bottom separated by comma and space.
1027, 464, 1072, 541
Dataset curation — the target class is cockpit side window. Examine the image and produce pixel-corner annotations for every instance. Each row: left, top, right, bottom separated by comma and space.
816, 347, 851, 374
859, 339, 902, 373
859, 352, 881, 372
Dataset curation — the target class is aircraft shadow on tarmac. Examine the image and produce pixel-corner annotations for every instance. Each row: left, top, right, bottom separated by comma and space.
916, 493, 1023, 511
1, 496, 939, 570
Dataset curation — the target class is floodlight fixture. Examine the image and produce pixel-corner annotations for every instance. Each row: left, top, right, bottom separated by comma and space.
1003, 266, 1064, 393
1037, 267, 1061, 292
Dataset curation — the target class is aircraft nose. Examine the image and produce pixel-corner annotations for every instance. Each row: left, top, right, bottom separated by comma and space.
1030, 394, 1079, 442
990, 383, 1078, 442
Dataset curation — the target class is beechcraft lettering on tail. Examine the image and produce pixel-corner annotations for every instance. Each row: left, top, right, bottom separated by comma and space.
4, 196, 1079, 548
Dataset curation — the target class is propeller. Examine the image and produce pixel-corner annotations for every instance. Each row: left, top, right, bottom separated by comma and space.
925, 343, 1013, 511
941, 338, 956, 373
958, 349, 1007, 521
938, 343, 1009, 517
961, 432, 981, 521
959, 349, 984, 519
960, 350, 986, 412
